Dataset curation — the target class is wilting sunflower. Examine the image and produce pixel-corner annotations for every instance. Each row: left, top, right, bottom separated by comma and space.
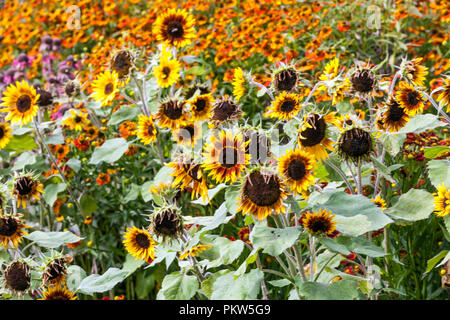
377, 97, 410, 132
110, 49, 135, 81
184, 82, 210, 100
91, 70, 120, 107
3, 260, 31, 295
149, 206, 184, 243
123, 226, 156, 262
436, 78, 450, 112
371, 196, 387, 210
41, 283, 77, 300
154, 55, 181, 88
0, 80, 39, 126
0, 122, 12, 149
264, 91, 302, 121
237, 169, 288, 221
350, 67, 377, 96
188, 93, 214, 121
62, 109, 90, 131
167, 158, 209, 202
395, 81, 425, 116
42, 257, 68, 286
155, 99, 187, 131
278, 149, 316, 195
401, 57, 428, 87
297, 112, 339, 162
272, 66, 299, 92
302, 209, 337, 235
0, 213, 30, 250
179, 244, 211, 260
202, 130, 249, 184
337, 126, 374, 164
154, 8, 196, 48
137, 114, 157, 145
12, 174, 44, 209
172, 122, 202, 146
210, 95, 242, 125
232, 67, 246, 101
433, 183, 450, 217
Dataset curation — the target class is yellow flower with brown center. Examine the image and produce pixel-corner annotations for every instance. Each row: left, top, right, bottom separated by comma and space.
0, 80, 39, 126
154, 8, 196, 48
433, 183, 450, 217
377, 97, 410, 132
188, 93, 215, 121
232, 67, 246, 101
155, 99, 187, 131
371, 196, 387, 210
202, 130, 249, 184
123, 226, 156, 262
137, 114, 158, 145
303, 209, 337, 235
319, 57, 339, 82
297, 112, 339, 162
436, 78, 450, 112
278, 149, 316, 195
91, 70, 120, 106
50, 144, 70, 160
62, 109, 90, 131
264, 91, 302, 121
0, 213, 30, 250
332, 77, 351, 105
237, 169, 288, 221
83, 125, 99, 140
167, 159, 209, 202
12, 174, 44, 209
179, 244, 211, 260
0, 122, 12, 149
395, 81, 425, 116
41, 283, 77, 300
154, 55, 181, 88
402, 57, 428, 87
172, 122, 202, 146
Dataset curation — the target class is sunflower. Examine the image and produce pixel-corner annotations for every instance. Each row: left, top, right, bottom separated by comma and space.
172, 121, 202, 146
402, 57, 428, 87
202, 130, 249, 184
155, 99, 187, 131
436, 78, 450, 112
188, 93, 215, 121
0, 122, 12, 149
278, 149, 316, 195
154, 8, 196, 48
137, 114, 157, 145
110, 49, 135, 81
232, 67, 246, 101
210, 95, 242, 125
337, 126, 374, 164
123, 226, 156, 262
433, 183, 450, 217
264, 91, 302, 121
377, 97, 410, 132
153, 56, 181, 88
149, 206, 184, 243
179, 244, 211, 260
12, 174, 44, 209
319, 57, 339, 83
272, 66, 298, 92
0, 80, 39, 126
42, 257, 68, 286
167, 158, 209, 202
297, 112, 339, 162
350, 68, 377, 96
41, 283, 77, 300
302, 209, 337, 235
3, 260, 31, 295
62, 109, 90, 131
0, 213, 30, 250
237, 169, 288, 221
91, 70, 120, 107
395, 81, 425, 116
371, 196, 387, 210
332, 77, 351, 105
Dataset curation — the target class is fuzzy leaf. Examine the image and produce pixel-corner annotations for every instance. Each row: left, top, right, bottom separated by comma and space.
78, 268, 129, 295
24, 231, 81, 248
89, 138, 129, 164
385, 189, 434, 222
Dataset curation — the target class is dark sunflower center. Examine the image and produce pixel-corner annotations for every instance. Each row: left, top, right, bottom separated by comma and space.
167, 21, 184, 39
299, 114, 327, 147
15, 176, 34, 196
280, 99, 296, 113
37, 90, 53, 107
74, 116, 82, 123
104, 83, 114, 95
147, 123, 155, 136
219, 147, 239, 168
183, 126, 195, 140
162, 67, 171, 79
244, 171, 281, 207
163, 101, 183, 120
339, 128, 372, 158
46, 260, 66, 281
5, 262, 30, 292
308, 217, 331, 233
46, 291, 71, 300
194, 98, 207, 112
0, 217, 18, 237
275, 68, 297, 91
135, 233, 150, 249
0, 126, 4, 139
407, 91, 419, 106
287, 159, 306, 181
212, 100, 238, 121
16, 95, 32, 113
345, 119, 353, 126
388, 104, 405, 122
154, 210, 180, 236
112, 51, 132, 77
351, 70, 375, 93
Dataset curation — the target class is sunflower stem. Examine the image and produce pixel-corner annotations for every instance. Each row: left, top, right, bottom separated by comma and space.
422, 91, 450, 124
131, 74, 150, 117
251, 79, 275, 101
346, 160, 359, 194
389, 71, 401, 95
373, 147, 386, 197
325, 160, 355, 194
314, 253, 338, 282
309, 235, 316, 281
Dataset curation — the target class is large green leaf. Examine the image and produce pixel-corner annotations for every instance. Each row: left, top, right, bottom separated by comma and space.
78, 268, 129, 295
108, 105, 140, 125
427, 160, 450, 187
24, 231, 82, 248
191, 183, 227, 205
5, 133, 37, 152
66, 265, 87, 291
198, 236, 245, 268
397, 114, 446, 134
157, 272, 199, 300
11, 152, 36, 171
79, 193, 98, 216
43, 183, 67, 207
385, 188, 434, 222
89, 138, 129, 164
297, 280, 359, 300
249, 222, 301, 256
319, 235, 387, 258
211, 269, 264, 300
426, 250, 450, 273
424, 146, 450, 159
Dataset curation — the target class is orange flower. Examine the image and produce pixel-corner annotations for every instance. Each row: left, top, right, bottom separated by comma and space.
96, 172, 111, 186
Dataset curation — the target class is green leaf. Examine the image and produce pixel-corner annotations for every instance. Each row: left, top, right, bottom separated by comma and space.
122, 253, 145, 275
234, 248, 261, 277
79, 194, 98, 216
11, 152, 36, 171
24, 231, 82, 248
426, 250, 450, 273
397, 114, 446, 134
198, 236, 244, 268
427, 160, 450, 187
108, 105, 141, 125
191, 183, 226, 205
297, 280, 359, 300
140, 181, 153, 202
385, 189, 434, 222
89, 138, 129, 164
157, 272, 199, 300
66, 265, 87, 291
78, 268, 129, 295
225, 186, 240, 214
211, 269, 264, 300
5, 133, 37, 152
43, 183, 67, 207
122, 183, 140, 203
249, 222, 301, 256
379, 133, 405, 157
268, 279, 292, 288
66, 158, 81, 173
320, 235, 386, 258
371, 155, 396, 183
424, 146, 450, 159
